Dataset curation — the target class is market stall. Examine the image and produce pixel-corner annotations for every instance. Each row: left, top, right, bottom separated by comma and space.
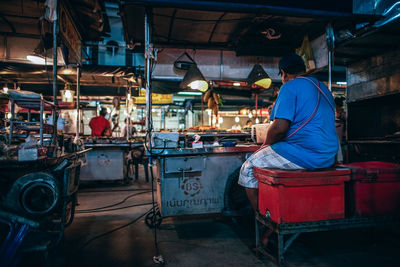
80, 138, 143, 183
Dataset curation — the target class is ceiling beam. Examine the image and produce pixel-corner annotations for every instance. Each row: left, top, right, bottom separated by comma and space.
208, 12, 226, 43
167, 9, 177, 43
123, 0, 356, 19
0, 14, 16, 33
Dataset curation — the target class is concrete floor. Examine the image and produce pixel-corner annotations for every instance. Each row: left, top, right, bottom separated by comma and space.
51, 167, 400, 267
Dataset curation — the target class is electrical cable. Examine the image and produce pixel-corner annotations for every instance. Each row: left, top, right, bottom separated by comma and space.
76, 190, 151, 212
79, 207, 153, 250
76, 202, 152, 213
150, 165, 158, 251
78, 188, 152, 193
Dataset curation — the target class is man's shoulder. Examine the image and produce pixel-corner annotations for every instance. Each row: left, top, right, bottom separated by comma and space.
97, 116, 109, 123
90, 116, 100, 122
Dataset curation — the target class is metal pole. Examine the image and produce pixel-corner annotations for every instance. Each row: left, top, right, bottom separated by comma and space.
52, 14, 58, 147
328, 50, 332, 91
145, 9, 152, 133
201, 92, 204, 125
40, 100, 44, 146
8, 100, 14, 144
76, 66, 80, 138
126, 89, 130, 141
326, 23, 334, 92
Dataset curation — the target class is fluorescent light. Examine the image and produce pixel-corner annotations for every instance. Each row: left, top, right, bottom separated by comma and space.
27, 55, 47, 65
336, 81, 347, 85
127, 93, 131, 100
177, 91, 203, 96
61, 67, 73, 74
233, 82, 241, 86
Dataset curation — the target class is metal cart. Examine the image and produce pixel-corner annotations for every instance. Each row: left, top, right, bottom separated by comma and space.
146, 145, 259, 227
254, 212, 400, 267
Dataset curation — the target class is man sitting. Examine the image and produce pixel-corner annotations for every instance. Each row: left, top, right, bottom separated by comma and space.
238, 53, 338, 212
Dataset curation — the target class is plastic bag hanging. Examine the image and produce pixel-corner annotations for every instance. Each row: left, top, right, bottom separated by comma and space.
296, 35, 316, 72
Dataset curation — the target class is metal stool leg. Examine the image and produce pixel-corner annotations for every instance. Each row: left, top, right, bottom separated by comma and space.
277, 232, 285, 267
135, 162, 139, 181
143, 159, 149, 182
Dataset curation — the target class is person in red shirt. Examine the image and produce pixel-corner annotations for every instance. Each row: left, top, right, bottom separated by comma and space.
89, 108, 112, 137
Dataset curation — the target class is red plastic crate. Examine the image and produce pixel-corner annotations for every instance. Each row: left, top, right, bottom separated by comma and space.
340, 161, 400, 217
254, 168, 350, 223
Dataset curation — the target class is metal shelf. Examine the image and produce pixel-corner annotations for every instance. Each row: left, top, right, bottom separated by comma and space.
348, 140, 400, 144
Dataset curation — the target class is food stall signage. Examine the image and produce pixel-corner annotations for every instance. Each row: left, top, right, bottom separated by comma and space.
134, 89, 173, 104
59, 3, 82, 63
181, 177, 202, 197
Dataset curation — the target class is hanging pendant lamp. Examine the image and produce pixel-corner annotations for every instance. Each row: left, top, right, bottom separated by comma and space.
180, 64, 208, 92
247, 64, 272, 89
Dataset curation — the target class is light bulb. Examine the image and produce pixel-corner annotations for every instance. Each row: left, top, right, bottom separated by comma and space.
127, 93, 131, 100
255, 118, 260, 124
233, 82, 241, 87
218, 117, 223, 124
3, 86, 8, 93
188, 80, 208, 92
64, 89, 72, 99
248, 113, 253, 118
7, 113, 12, 119
235, 116, 240, 123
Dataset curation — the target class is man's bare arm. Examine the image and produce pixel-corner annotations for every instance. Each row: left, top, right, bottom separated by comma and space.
264, 118, 290, 146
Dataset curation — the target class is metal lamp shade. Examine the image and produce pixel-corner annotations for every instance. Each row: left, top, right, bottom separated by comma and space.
247, 64, 272, 89
180, 65, 208, 92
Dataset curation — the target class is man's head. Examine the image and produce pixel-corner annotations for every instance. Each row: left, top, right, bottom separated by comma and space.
278, 53, 306, 83
100, 108, 108, 117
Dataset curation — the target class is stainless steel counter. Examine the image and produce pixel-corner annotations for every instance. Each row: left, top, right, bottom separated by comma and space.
150, 145, 259, 156
80, 142, 143, 182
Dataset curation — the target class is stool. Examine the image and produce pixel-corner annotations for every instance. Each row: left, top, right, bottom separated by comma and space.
127, 148, 149, 182
133, 157, 149, 182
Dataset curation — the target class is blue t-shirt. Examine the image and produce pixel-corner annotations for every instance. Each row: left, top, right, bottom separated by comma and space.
270, 77, 338, 170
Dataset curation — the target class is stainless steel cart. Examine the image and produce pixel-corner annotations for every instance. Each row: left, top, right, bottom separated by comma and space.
147, 145, 259, 226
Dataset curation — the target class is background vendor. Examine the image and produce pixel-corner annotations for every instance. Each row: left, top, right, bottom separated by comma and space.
89, 108, 112, 137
